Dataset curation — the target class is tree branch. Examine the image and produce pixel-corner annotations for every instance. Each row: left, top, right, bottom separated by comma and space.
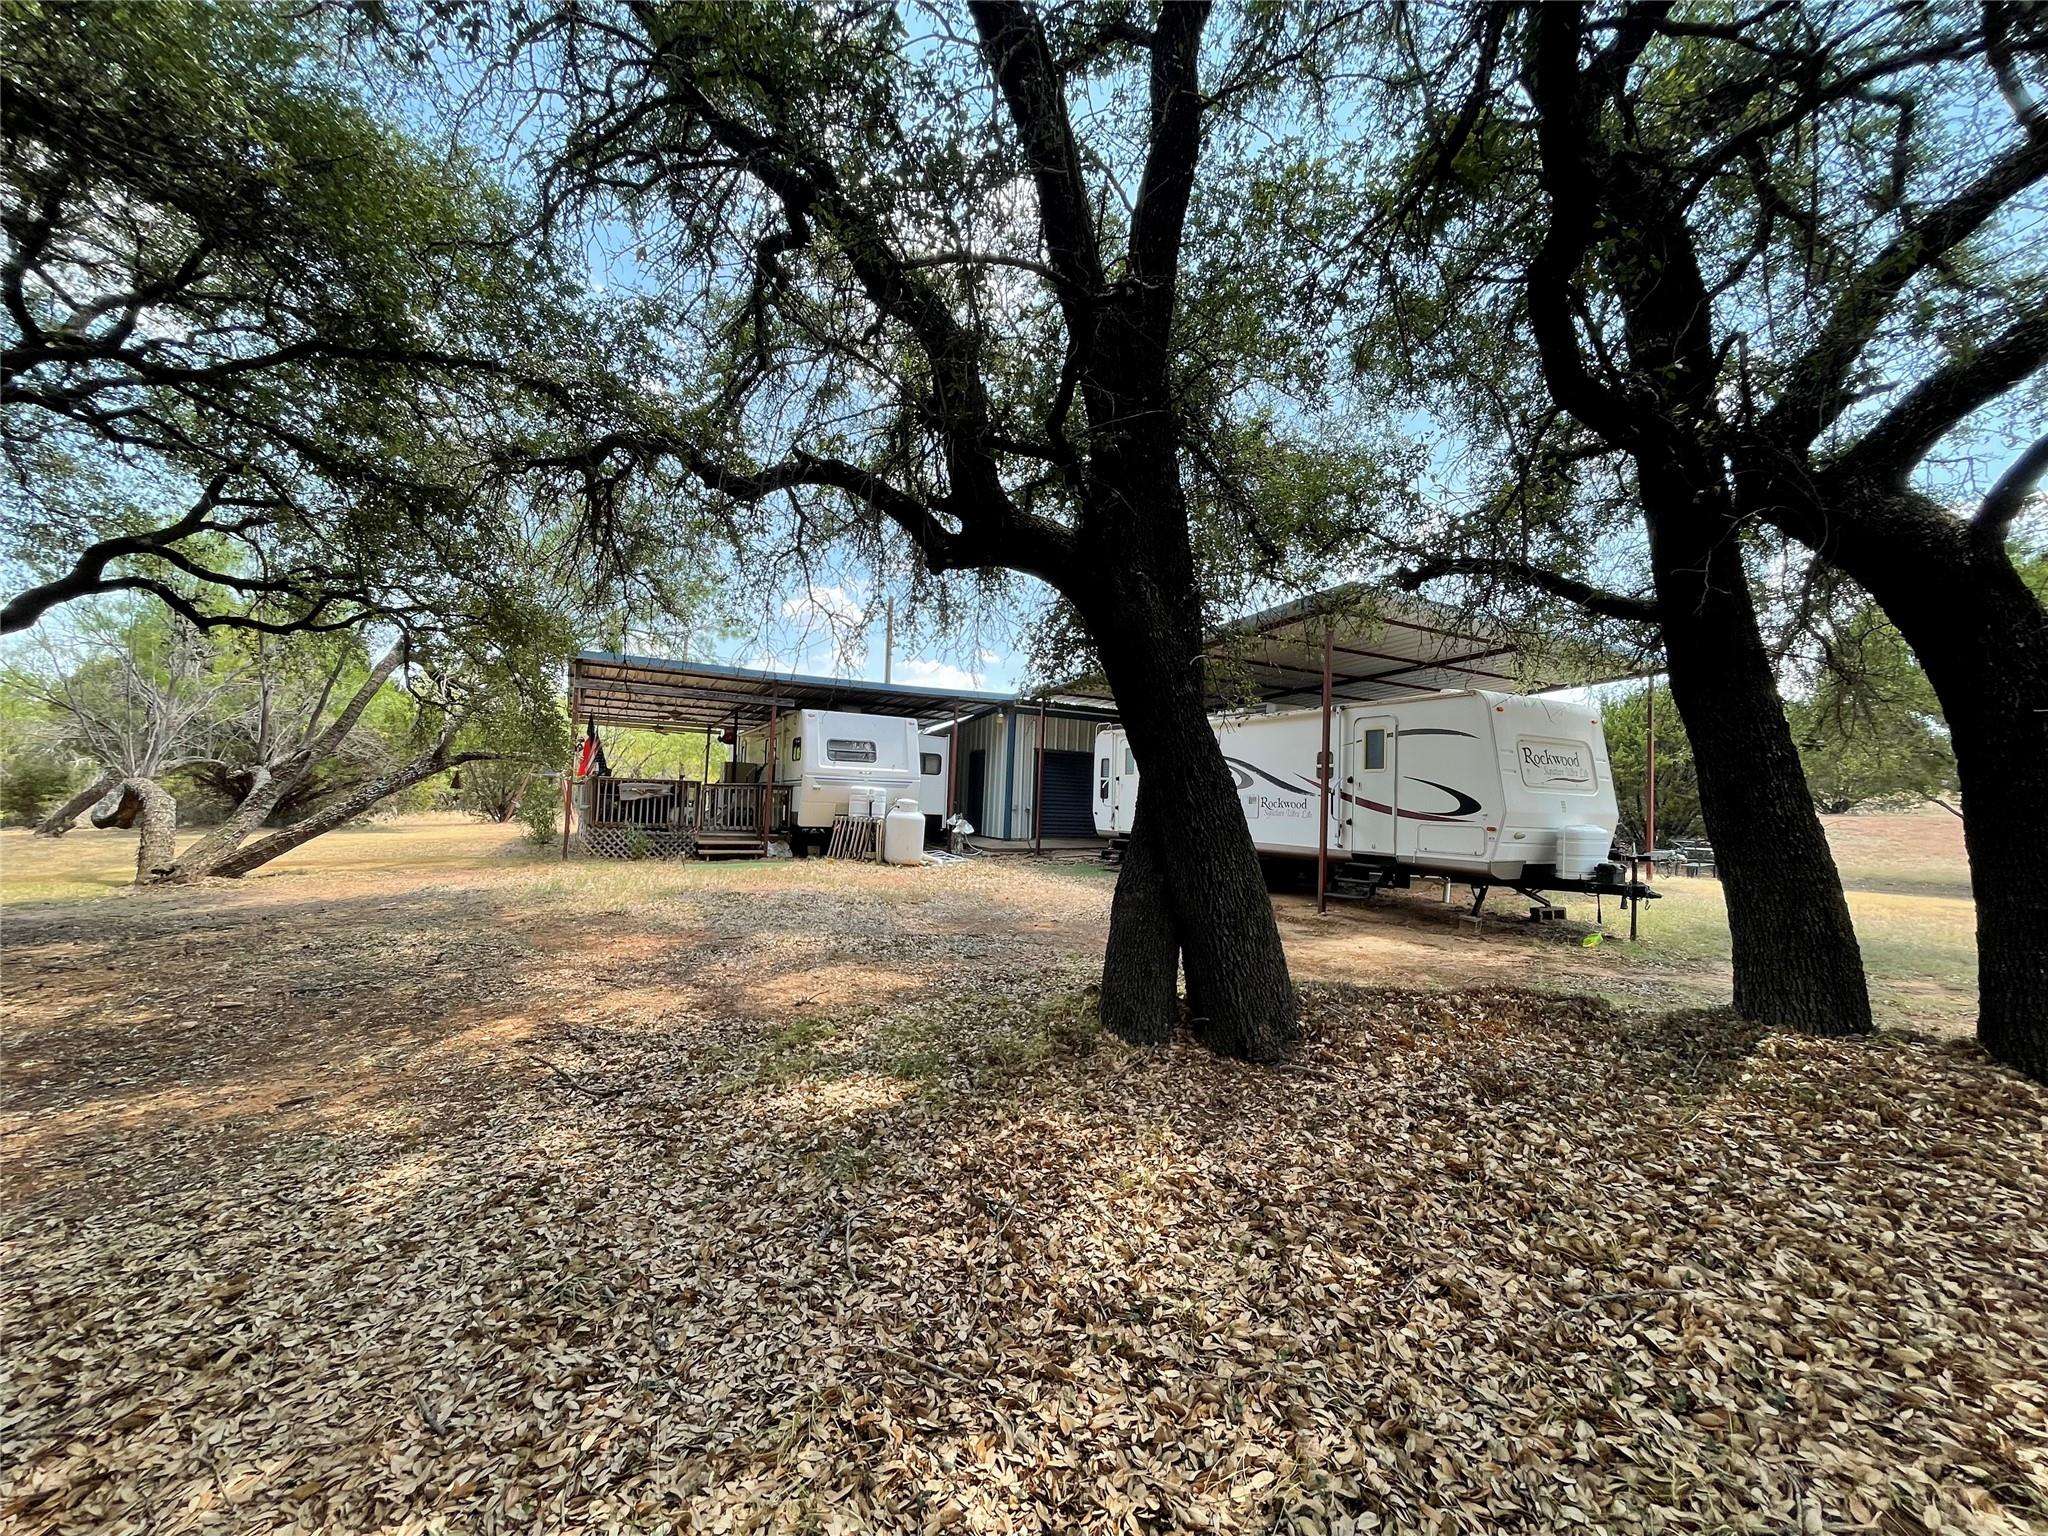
968, 1, 1105, 310
629, 1, 1024, 525
1975, 431, 2048, 536
1127, 1, 1212, 297
0, 472, 235, 634
1763, 130, 2048, 447
1987, 1, 2048, 144
1396, 555, 1662, 625
898, 249, 1068, 286
1834, 305, 2048, 480
673, 443, 1073, 582
1525, 4, 1649, 449
1414, 6, 1508, 193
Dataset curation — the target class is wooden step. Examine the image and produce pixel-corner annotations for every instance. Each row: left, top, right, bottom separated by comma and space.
694, 833, 770, 860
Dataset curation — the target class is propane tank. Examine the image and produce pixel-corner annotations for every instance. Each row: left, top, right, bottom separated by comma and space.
883, 797, 926, 865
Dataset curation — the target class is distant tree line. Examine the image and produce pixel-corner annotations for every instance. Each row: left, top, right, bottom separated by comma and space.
1, 606, 564, 881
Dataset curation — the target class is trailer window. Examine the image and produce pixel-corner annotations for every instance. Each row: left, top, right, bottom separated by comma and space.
1123, 747, 1136, 774
826, 738, 877, 764
791, 737, 802, 763
1362, 729, 1386, 771
920, 752, 942, 776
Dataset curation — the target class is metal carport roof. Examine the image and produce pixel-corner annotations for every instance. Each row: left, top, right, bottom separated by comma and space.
570, 587, 1644, 732
1057, 585, 1645, 710
569, 651, 1016, 731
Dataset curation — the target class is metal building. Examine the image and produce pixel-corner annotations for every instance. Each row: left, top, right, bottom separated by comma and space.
942, 698, 1121, 843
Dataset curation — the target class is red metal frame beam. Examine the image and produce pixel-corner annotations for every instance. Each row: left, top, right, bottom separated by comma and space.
1317, 630, 1333, 914
944, 718, 958, 822
1645, 681, 1656, 882
559, 749, 576, 860
761, 698, 778, 856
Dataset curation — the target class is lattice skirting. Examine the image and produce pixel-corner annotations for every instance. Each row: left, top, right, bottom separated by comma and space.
578, 825, 696, 860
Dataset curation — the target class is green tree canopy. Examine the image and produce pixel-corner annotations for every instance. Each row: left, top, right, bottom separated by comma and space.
1789, 607, 1958, 818
1, 0, 697, 651
1599, 684, 1700, 850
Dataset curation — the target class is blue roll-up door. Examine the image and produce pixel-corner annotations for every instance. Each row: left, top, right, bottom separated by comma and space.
1040, 750, 1096, 838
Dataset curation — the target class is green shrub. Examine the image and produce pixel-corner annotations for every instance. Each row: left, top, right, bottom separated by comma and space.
0, 749, 84, 827
519, 781, 560, 847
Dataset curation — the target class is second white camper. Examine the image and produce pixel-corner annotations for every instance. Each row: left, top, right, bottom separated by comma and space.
1093, 689, 1635, 893
735, 708, 951, 850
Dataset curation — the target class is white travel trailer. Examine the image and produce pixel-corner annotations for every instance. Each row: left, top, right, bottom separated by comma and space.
1093, 689, 1642, 896
739, 708, 918, 849
736, 709, 952, 850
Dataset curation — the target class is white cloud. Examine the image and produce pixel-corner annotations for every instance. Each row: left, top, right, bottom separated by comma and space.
895, 657, 984, 690
780, 583, 865, 626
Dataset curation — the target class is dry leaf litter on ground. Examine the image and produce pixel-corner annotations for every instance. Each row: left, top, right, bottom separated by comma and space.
1, 856, 2043, 1534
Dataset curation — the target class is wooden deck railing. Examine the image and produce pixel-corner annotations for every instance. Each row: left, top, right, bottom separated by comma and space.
580, 777, 791, 836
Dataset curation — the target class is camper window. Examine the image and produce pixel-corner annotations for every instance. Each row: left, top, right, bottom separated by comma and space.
1123, 747, 1136, 774
827, 738, 877, 764
1362, 729, 1386, 771
920, 752, 942, 776
791, 737, 802, 762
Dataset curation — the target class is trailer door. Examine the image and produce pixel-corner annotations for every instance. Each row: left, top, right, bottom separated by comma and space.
1346, 714, 1398, 856
1108, 732, 1139, 832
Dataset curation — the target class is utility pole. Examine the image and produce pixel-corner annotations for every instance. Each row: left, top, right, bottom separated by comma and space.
883, 599, 894, 685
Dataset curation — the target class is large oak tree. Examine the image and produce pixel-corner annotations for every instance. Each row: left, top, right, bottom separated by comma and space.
1365, 5, 1873, 1037
1379, 3, 2046, 1077
483, 1, 1396, 1058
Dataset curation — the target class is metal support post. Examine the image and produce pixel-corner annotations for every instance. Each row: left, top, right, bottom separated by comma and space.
1317, 629, 1333, 914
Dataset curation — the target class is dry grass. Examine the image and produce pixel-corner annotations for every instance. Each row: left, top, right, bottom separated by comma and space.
2, 813, 2040, 1535
1266, 807, 1976, 1036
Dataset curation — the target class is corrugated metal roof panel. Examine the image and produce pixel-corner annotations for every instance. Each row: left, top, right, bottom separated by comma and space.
569, 650, 1014, 730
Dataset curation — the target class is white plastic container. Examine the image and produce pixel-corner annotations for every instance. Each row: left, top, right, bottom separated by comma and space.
883, 797, 926, 865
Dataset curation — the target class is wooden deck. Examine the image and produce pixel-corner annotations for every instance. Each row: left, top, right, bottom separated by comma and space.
573, 777, 793, 859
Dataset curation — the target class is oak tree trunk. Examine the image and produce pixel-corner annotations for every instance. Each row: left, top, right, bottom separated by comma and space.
1089, 573, 1299, 1061
163, 645, 405, 883
1099, 781, 1179, 1045
35, 769, 122, 837
496, 770, 534, 823
1864, 545, 2048, 1081
1642, 471, 1872, 1035
167, 765, 279, 880
206, 733, 471, 879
